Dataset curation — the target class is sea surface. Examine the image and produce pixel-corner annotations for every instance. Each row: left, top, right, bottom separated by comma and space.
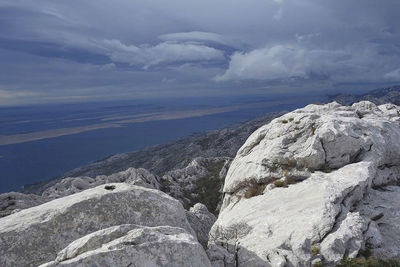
0, 94, 325, 193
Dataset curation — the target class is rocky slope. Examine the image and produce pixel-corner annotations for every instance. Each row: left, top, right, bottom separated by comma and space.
0, 183, 214, 266
19, 85, 399, 196
1, 157, 230, 218
21, 113, 282, 195
2, 98, 400, 266
330, 85, 400, 106
208, 101, 400, 266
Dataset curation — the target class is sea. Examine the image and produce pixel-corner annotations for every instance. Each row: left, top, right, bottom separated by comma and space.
0, 94, 325, 193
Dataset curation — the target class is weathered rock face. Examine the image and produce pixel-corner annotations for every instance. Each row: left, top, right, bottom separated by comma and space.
186, 203, 217, 248
0, 183, 200, 267
210, 101, 400, 266
1, 158, 229, 218
0, 168, 160, 217
0, 192, 49, 218
358, 185, 400, 259
40, 225, 211, 267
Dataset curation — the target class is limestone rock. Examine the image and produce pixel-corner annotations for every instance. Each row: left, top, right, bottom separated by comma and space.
42, 167, 160, 199
210, 101, 400, 266
40, 225, 211, 267
186, 203, 216, 247
358, 186, 400, 259
320, 212, 368, 263
0, 192, 48, 218
0, 183, 194, 266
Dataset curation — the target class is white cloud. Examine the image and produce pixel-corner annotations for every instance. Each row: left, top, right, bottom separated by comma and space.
295, 33, 320, 43
384, 68, 400, 80
158, 31, 227, 45
215, 45, 309, 81
216, 43, 400, 83
99, 63, 116, 71
101, 40, 225, 69
0, 89, 37, 99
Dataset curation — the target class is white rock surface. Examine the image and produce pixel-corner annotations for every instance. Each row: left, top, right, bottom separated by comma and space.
0, 183, 196, 267
42, 167, 160, 198
41, 225, 211, 267
320, 212, 368, 263
210, 101, 400, 266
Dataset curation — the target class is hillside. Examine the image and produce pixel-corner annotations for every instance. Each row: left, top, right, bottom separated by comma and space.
2, 100, 400, 266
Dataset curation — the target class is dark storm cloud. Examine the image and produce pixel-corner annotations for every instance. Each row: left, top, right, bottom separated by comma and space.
0, 0, 399, 105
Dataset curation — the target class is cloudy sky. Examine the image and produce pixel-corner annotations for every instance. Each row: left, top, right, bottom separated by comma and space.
0, 0, 399, 105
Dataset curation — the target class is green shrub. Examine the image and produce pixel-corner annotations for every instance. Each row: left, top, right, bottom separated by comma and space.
285, 177, 296, 185
321, 166, 332, 173
194, 160, 225, 215
274, 180, 286, 187
281, 119, 289, 124
312, 261, 323, 267
244, 183, 266, 198
273, 177, 296, 188
311, 245, 320, 255
311, 124, 317, 135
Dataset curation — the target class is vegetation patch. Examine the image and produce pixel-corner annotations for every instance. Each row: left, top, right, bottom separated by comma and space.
311, 123, 317, 135
274, 180, 286, 187
273, 177, 296, 188
311, 245, 320, 255
231, 178, 268, 199
244, 183, 267, 198
320, 165, 333, 173
338, 257, 400, 267
194, 160, 225, 215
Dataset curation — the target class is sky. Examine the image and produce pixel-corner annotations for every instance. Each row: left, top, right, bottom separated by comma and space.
0, 0, 399, 106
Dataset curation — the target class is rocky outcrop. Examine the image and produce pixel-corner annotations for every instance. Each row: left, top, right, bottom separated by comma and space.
0, 168, 160, 216
186, 203, 217, 248
358, 185, 400, 259
209, 101, 400, 266
162, 157, 231, 214
0, 183, 208, 266
40, 225, 211, 267
42, 167, 160, 198
1, 158, 230, 218
0, 192, 49, 218
330, 85, 400, 106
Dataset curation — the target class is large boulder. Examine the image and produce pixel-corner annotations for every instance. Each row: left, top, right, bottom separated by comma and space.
0, 183, 199, 267
0, 168, 160, 217
209, 101, 400, 266
40, 225, 211, 267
